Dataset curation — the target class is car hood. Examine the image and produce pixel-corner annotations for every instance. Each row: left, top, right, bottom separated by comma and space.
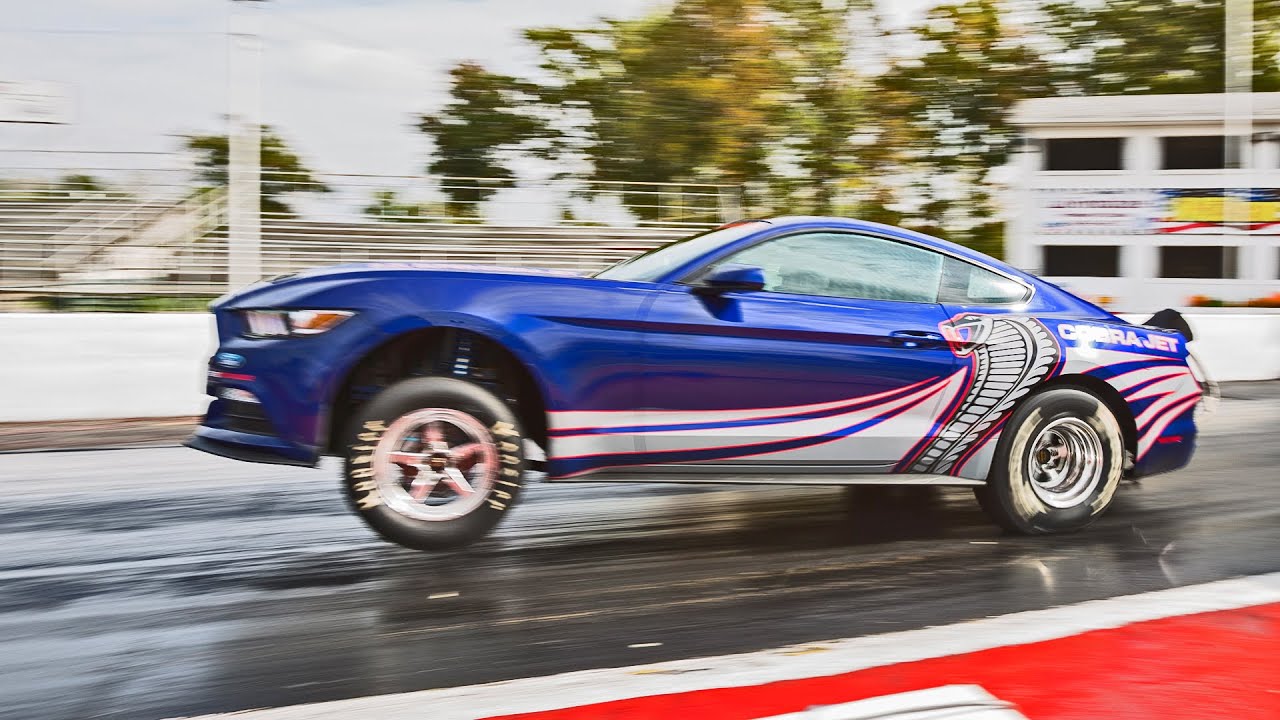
214, 262, 589, 310
276, 261, 581, 284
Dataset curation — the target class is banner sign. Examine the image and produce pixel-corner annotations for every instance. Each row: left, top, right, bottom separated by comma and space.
1036, 188, 1280, 235
1036, 190, 1152, 235
1154, 188, 1280, 234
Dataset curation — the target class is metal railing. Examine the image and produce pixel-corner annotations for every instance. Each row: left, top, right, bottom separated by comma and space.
0, 162, 735, 304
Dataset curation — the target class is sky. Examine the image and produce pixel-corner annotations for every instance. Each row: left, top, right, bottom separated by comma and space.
0, 0, 933, 202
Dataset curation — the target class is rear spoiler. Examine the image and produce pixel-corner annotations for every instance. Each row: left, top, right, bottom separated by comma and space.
1142, 309, 1218, 415
1142, 308, 1194, 342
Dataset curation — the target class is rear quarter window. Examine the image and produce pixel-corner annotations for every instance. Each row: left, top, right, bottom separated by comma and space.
939, 257, 1030, 305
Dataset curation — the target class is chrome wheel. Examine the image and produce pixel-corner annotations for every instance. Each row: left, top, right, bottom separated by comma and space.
371, 408, 499, 522
1026, 417, 1104, 509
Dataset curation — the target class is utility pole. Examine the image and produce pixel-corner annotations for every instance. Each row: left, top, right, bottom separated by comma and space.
1225, 0, 1252, 168
1224, 0, 1252, 281
228, 0, 264, 288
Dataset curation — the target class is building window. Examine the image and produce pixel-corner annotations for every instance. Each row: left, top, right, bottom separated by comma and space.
1044, 138, 1124, 171
1159, 246, 1239, 279
1161, 136, 1242, 170
1042, 245, 1121, 277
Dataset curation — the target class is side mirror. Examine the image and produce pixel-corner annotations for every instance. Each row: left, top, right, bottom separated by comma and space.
695, 263, 766, 294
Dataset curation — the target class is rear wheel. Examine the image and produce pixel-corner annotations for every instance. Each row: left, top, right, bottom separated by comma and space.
342, 377, 525, 550
975, 387, 1124, 534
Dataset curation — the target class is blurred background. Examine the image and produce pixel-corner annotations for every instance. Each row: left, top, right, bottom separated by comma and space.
1, 4, 1279, 720
2, 0, 1278, 313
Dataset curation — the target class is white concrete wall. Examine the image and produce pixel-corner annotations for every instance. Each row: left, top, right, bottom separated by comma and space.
0, 311, 1274, 424
1120, 309, 1280, 383
0, 313, 215, 422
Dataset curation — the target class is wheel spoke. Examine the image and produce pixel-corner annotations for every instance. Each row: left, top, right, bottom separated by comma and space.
388, 451, 429, 465
369, 408, 500, 522
443, 467, 475, 496
1026, 417, 1105, 508
425, 421, 444, 448
450, 443, 482, 469
409, 472, 441, 500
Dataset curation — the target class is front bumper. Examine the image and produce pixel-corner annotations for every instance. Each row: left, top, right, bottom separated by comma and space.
184, 428, 317, 468
190, 309, 382, 468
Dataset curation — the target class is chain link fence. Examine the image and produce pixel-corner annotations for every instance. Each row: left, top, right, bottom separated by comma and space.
0, 154, 741, 310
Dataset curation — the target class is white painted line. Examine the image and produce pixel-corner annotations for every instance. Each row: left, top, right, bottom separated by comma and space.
428, 592, 459, 600
627, 642, 663, 649
759, 685, 1027, 720
173, 572, 1280, 720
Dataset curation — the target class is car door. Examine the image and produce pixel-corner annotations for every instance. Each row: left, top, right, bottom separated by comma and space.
629, 230, 963, 474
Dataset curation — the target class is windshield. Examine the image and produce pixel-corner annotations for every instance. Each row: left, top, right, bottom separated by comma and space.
594, 221, 769, 282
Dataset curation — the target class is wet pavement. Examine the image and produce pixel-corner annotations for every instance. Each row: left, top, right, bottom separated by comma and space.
0, 388, 1276, 720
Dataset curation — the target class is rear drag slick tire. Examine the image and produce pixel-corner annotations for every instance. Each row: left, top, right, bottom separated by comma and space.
975, 387, 1124, 535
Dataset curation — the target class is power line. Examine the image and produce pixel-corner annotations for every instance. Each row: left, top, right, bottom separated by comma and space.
0, 28, 221, 36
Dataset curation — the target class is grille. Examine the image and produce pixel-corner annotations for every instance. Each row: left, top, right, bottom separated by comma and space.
223, 399, 275, 436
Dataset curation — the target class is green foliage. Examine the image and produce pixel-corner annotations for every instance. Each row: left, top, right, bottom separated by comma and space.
523, 0, 875, 218
768, 0, 874, 214
59, 174, 105, 194
418, 63, 548, 217
1040, 0, 1280, 95
185, 126, 330, 215
36, 294, 216, 312
361, 189, 461, 223
868, 0, 1052, 252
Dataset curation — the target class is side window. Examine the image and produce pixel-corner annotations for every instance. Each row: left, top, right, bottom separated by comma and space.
939, 257, 1030, 305
712, 232, 945, 303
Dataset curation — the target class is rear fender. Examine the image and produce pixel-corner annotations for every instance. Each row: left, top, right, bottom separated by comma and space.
934, 313, 1199, 481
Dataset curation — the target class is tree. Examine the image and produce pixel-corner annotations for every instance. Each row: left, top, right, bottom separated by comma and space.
1040, 0, 1280, 95
767, 0, 874, 214
185, 126, 330, 215
869, 0, 1053, 253
421, 1, 875, 221
524, 0, 796, 219
417, 63, 547, 218
58, 173, 105, 194
361, 189, 454, 223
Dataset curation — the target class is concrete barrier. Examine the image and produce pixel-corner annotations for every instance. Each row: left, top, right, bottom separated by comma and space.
0, 313, 214, 422
0, 310, 1275, 423
1119, 309, 1280, 383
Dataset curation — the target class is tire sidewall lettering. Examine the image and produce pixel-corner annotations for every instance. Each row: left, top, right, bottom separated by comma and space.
341, 377, 527, 550
348, 420, 385, 509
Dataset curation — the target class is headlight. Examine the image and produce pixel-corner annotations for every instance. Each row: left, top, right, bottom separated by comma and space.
242, 310, 353, 338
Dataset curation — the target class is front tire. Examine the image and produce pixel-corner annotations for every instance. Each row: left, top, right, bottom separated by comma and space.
342, 377, 526, 551
975, 387, 1124, 534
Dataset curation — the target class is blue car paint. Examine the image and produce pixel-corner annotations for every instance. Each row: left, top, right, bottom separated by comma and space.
622, 288, 958, 472
190, 217, 1200, 483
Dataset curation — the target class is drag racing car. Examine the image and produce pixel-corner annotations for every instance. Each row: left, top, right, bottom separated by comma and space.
187, 217, 1208, 550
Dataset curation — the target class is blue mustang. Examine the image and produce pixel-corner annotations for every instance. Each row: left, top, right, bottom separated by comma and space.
188, 217, 1206, 550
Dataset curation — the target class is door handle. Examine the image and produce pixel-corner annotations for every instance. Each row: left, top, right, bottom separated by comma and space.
890, 330, 945, 347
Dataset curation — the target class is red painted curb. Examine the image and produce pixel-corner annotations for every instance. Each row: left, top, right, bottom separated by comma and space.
490, 602, 1280, 720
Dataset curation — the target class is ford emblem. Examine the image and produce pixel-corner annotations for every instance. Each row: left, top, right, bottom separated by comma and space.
214, 352, 246, 369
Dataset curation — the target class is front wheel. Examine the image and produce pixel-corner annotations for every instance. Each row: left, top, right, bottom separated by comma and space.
342, 377, 526, 551
975, 387, 1124, 534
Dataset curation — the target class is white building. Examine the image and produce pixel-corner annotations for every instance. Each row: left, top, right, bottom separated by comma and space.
1007, 93, 1280, 311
